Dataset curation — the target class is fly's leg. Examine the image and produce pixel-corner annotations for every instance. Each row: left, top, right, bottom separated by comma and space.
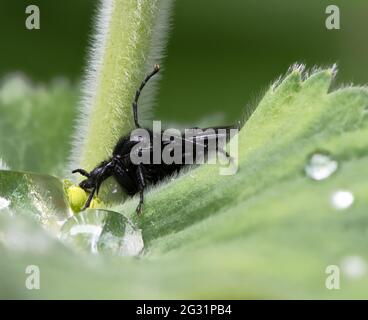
95, 162, 114, 195
135, 165, 146, 214
82, 187, 96, 210
72, 169, 90, 177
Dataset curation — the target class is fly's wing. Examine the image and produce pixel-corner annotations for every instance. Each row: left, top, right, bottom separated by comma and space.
185, 126, 234, 143
181, 126, 235, 162
161, 126, 235, 163
124, 126, 235, 165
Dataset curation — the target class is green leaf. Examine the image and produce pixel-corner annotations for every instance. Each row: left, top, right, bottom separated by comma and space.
1, 66, 368, 299
0, 170, 71, 232
117, 66, 368, 247
0, 75, 77, 176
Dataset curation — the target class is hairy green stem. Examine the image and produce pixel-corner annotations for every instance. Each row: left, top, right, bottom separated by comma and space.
69, 0, 172, 173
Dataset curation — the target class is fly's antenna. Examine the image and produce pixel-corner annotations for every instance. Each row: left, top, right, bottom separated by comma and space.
133, 64, 160, 128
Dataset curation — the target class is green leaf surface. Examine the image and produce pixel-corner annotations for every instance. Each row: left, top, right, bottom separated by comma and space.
0, 170, 71, 233
0, 75, 77, 176
1, 66, 368, 299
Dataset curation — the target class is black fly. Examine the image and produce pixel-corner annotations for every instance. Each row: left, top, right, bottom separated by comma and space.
72, 65, 234, 214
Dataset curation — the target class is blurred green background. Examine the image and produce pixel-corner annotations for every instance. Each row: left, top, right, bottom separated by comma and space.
1, 0, 368, 124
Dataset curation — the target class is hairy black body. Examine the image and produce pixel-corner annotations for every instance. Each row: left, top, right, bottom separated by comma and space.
73, 65, 233, 213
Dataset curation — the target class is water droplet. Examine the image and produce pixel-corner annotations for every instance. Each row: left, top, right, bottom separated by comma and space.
0, 197, 11, 210
305, 153, 338, 181
60, 210, 144, 256
331, 190, 354, 210
341, 256, 367, 279
69, 224, 103, 254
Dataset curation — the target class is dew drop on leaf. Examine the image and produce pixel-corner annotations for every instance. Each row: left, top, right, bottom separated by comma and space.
341, 256, 367, 279
60, 210, 144, 256
305, 153, 338, 181
70, 224, 102, 254
330, 190, 354, 210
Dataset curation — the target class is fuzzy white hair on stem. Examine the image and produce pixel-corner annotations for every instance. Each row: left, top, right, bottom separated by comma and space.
68, 0, 174, 178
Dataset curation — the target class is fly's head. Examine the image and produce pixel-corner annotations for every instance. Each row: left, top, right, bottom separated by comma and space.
72, 160, 113, 192
78, 176, 96, 191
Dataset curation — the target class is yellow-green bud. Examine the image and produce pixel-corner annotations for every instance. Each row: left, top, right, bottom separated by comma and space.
67, 186, 87, 213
